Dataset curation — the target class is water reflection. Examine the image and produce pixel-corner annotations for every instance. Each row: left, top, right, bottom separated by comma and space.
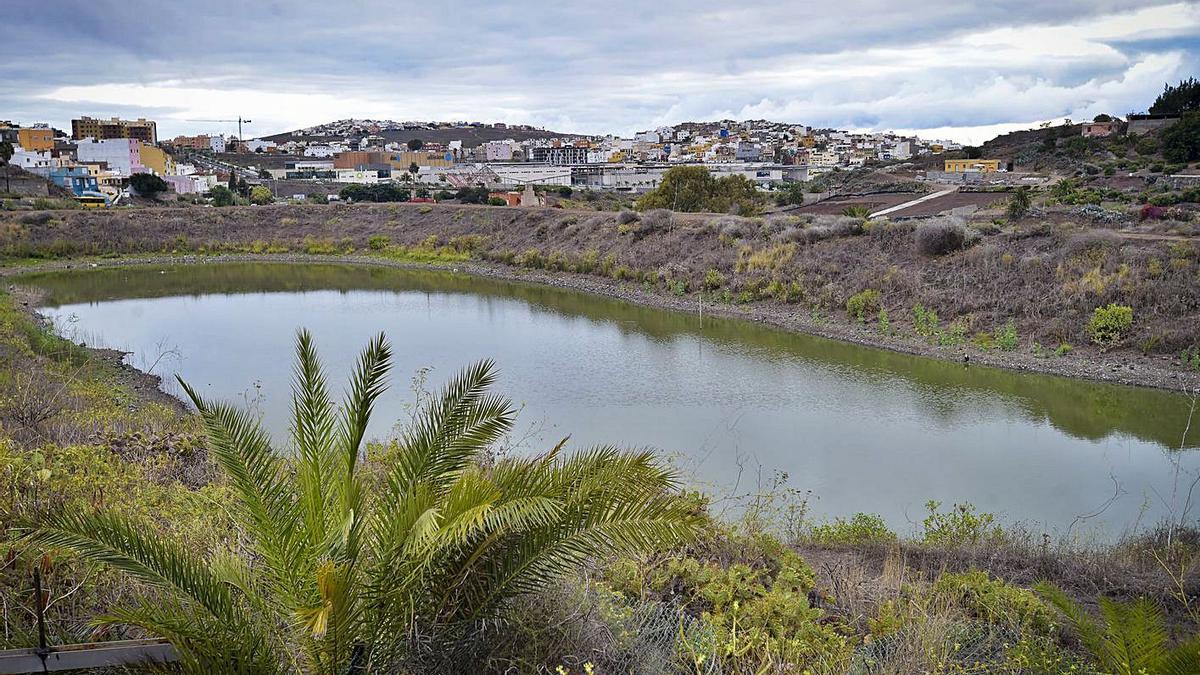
18, 262, 1200, 534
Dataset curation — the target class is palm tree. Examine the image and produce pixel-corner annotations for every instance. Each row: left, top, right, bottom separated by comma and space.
1036, 583, 1200, 675
30, 331, 699, 673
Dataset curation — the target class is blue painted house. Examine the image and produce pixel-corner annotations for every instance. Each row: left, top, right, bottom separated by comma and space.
48, 167, 100, 196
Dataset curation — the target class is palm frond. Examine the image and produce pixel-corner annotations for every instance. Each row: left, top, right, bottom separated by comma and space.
389, 360, 514, 493
1164, 633, 1200, 675
101, 597, 283, 675
291, 329, 338, 553
1035, 582, 1106, 661
1096, 596, 1168, 674
28, 509, 239, 623
176, 377, 302, 579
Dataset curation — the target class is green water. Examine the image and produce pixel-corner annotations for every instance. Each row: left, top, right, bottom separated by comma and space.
20, 262, 1200, 535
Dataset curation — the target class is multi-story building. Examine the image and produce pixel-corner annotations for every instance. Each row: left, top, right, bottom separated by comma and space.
17, 125, 54, 152
138, 143, 175, 175
71, 116, 158, 144
47, 167, 100, 196
75, 138, 147, 176
529, 146, 589, 165
171, 134, 212, 150
483, 140, 515, 162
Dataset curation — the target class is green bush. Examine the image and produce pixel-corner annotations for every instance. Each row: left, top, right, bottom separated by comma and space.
1086, 304, 1133, 345
913, 304, 939, 338
995, 319, 1019, 351
605, 531, 852, 672
703, 268, 725, 290
846, 289, 882, 321
921, 501, 1003, 547
367, 235, 391, 251
807, 513, 896, 545
934, 570, 1055, 634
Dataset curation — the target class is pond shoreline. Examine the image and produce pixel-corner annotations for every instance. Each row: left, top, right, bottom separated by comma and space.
6, 253, 1200, 393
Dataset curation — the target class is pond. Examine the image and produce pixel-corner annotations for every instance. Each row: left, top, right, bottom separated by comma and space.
19, 262, 1200, 536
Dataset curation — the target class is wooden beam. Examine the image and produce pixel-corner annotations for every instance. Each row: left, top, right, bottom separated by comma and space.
0, 639, 178, 673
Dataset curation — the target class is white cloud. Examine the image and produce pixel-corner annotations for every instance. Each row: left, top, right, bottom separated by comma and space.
15, 1, 1200, 142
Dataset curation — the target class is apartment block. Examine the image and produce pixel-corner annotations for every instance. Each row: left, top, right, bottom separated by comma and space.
71, 116, 158, 144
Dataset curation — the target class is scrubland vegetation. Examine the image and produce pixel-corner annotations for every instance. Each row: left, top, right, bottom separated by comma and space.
0, 286, 1198, 672
2, 199, 1197, 388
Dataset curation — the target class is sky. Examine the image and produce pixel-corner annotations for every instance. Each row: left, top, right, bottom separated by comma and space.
3, 1, 1199, 144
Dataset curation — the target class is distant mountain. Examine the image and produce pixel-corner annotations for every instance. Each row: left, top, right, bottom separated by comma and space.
262, 120, 583, 148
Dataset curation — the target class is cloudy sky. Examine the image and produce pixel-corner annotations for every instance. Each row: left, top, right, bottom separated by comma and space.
4, 1, 1198, 143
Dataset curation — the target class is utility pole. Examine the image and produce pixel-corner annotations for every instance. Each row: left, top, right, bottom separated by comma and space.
238, 117, 252, 146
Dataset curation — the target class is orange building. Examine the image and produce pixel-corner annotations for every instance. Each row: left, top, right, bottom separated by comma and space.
17, 127, 54, 152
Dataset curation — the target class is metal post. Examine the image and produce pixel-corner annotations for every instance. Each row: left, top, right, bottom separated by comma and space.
33, 569, 48, 662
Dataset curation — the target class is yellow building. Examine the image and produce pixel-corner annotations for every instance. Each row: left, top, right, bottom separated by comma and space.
944, 159, 1001, 173
17, 127, 54, 152
138, 143, 175, 175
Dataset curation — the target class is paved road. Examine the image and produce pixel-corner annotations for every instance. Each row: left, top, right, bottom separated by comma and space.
869, 187, 958, 218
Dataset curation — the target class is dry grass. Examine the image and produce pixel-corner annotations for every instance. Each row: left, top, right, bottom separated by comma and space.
4, 202, 1198, 355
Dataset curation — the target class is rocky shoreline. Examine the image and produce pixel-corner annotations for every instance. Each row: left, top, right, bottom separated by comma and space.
5, 253, 1200, 393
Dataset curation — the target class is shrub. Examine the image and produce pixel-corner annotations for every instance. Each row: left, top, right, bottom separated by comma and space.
913, 304, 939, 338
715, 216, 750, 239
995, 319, 1019, 351
703, 268, 725, 290
935, 571, 1055, 634
846, 289, 881, 321
1087, 304, 1133, 345
617, 209, 640, 225
914, 219, 967, 255
209, 185, 235, 207
1006, 187, 1031, 219
798, 226, 832, 244
639, 209, 673, 233
921, 501, 1003, 547
130, 172, 169, 196
830, 218, 864, 237
841, 205, 871, 218
486, 197, 508, 206
367, 234, 391, 250
807, 513, 896, 545
1037, 583, 1200, 675
1140, 204, 1167, 220
248, 185, 273, 205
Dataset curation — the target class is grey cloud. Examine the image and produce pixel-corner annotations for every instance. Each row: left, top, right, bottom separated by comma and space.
2, 1, 1195, 140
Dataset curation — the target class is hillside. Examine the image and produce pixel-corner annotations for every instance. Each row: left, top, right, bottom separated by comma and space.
3, 202, 1198, 391
263, 124, 584, 148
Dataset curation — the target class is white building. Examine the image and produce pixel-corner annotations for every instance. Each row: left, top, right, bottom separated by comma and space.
244, 139, 277, 153
209, 135, 226, 153
76, 138, 145, 176
8, 148, 53, 170
483, 140, 515, 162
304, 144, 337, 158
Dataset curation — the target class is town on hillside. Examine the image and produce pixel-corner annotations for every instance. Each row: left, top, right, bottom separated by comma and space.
1, 81, 1198, 219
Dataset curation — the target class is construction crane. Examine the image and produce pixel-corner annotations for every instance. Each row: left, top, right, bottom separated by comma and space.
183, 117, 253, 143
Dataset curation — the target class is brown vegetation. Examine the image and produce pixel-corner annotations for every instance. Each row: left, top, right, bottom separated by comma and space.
2, 202, 1198, 362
